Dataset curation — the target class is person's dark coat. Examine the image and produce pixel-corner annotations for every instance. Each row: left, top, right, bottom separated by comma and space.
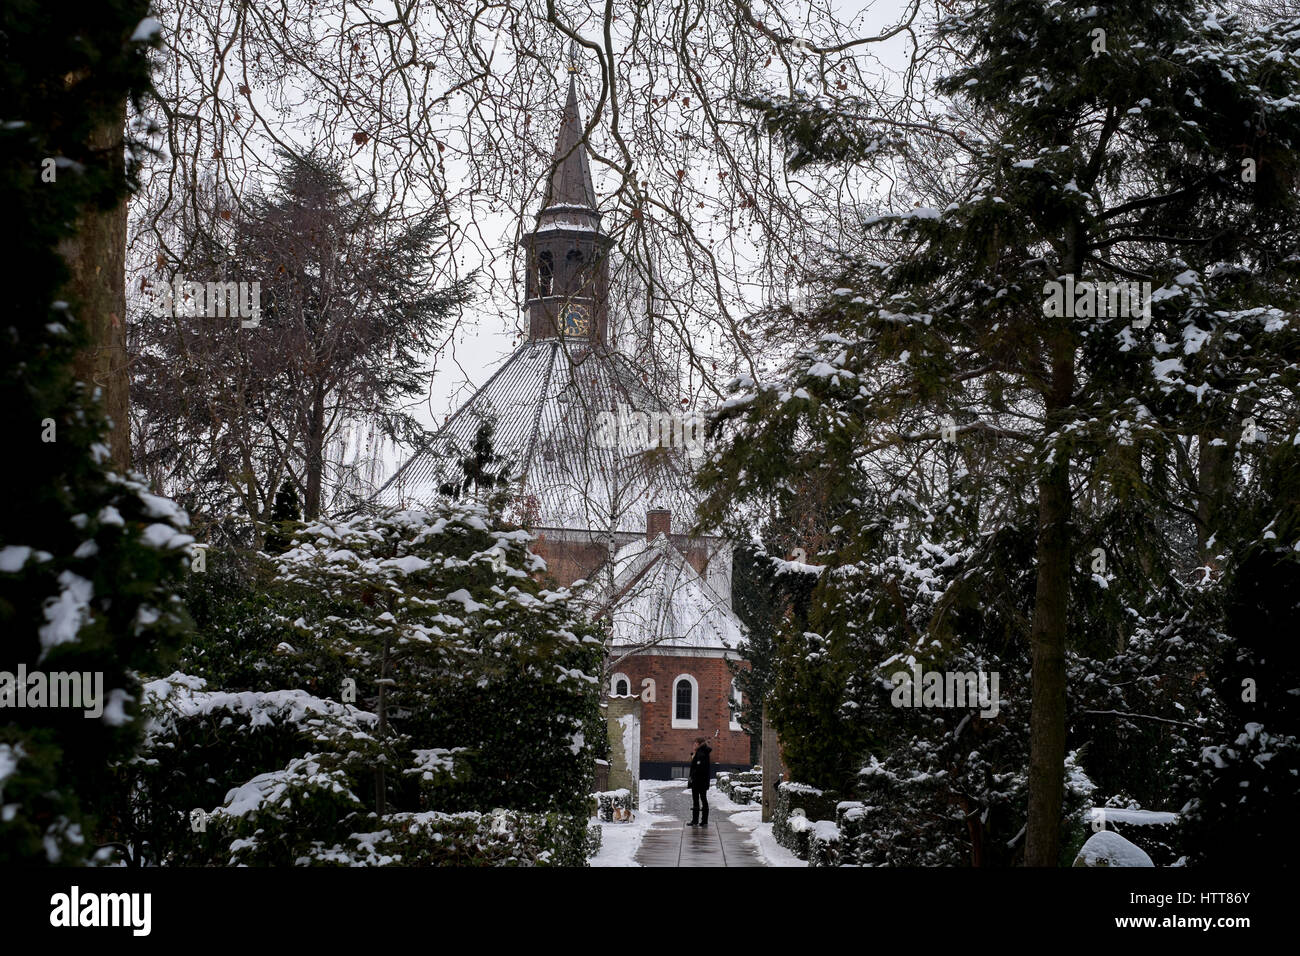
688, 743, 712, 791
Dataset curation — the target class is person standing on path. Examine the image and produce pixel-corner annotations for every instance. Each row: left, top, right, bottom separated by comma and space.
687, 736, 712, 827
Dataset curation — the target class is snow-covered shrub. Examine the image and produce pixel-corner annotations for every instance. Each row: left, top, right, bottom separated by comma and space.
305, 809, 582, 866
773, 781, 841, 859
717, 768, 762, 804
1073, 830, 1154, 868
272, 508, 605, 825
129, 672, 384, 864
834, 801, 870, 864
808, 819, 842, 867
125, 506, 605, 865
1074, 805, 1180, 867
785, 812, 813, 859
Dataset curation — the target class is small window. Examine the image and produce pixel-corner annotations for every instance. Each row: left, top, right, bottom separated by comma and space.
610, 671, 631, 697
616, 678, 628, 695
671, 674, 698, 729
670, 766, 690, 779
538, 251, 553, 297
566, 248, 586, 288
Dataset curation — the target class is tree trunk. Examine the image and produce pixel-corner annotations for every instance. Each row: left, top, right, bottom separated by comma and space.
1024, 327, 1075, 867
304, 383, 326, 519
60, 100, 130, 471
375, 631, 389, 815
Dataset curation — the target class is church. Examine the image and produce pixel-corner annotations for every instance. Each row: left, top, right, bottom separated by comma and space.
372, 72, 751, 780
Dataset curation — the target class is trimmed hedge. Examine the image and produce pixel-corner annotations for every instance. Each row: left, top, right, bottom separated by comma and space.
715, 766, 763, 804
785, 811, 813, 858
773, 781, 842, 860
299, 808, 594, 866
835, 800, 874, 865
809, 819, 842, 867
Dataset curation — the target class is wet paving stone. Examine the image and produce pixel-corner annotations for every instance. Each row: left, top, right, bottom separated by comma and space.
634, 784, 768, 868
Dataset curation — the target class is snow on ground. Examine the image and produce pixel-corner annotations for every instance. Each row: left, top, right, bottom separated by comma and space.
588, 812, 652, 867
587, 779, 674, 867
709, 784, 806, 867
727, 809, 806, 867
589, 778, 808, 867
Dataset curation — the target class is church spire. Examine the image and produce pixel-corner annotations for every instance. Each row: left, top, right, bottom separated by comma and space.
537, 73, 600, 232
521, 65, 611, 344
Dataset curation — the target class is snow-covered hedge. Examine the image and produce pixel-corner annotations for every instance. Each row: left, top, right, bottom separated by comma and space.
716, 767, 763, 805
310, 810, 596, 867
773, 781, 842, 860
809, 819, 842, 866
1073, 830, 1154, 867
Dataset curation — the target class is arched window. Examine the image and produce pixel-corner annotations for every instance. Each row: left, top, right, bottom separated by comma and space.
566, 247, 585, 289
671, 674, 698, 729
610, 672, 631, 697
730, 680, 743, 731
537, 250, 553, 297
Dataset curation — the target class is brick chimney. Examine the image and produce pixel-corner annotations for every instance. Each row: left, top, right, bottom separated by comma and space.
646, 508, 671, 541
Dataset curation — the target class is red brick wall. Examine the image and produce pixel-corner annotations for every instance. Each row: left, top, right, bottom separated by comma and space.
610, 654, 751, 766
531, 534, 609, 588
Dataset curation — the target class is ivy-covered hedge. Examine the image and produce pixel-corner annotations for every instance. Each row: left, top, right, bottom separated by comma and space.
809, 819, 842, 867
773, 781, 842, 859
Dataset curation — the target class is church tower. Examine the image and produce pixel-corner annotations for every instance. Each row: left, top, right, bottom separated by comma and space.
372, 75, 750, 781
521, 71, 612, 344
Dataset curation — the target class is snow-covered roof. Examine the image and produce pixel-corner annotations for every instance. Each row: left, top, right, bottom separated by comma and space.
371, 339, 701, 534
582, 533, 746, 653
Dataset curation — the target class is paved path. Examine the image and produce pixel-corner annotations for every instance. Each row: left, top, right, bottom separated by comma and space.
634, 783, 766, 867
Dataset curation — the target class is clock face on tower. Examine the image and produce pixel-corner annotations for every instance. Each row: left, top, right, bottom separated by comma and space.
561, 301, 592, 338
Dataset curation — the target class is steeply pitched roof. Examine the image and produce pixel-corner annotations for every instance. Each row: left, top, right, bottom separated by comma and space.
371, 340, 701, 534
583, 533, 745, 653
538, 75, 600, 232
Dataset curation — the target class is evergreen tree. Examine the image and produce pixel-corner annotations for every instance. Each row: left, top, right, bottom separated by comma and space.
701, 1, 1300, 864
0, 0, 190, 865
263, 481, 303, 555
1178, 438, 1300, 865
729, 542, 784, 764
132, 149, 473, 536
127, 506, 604, 865
439, 418, 516, 516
